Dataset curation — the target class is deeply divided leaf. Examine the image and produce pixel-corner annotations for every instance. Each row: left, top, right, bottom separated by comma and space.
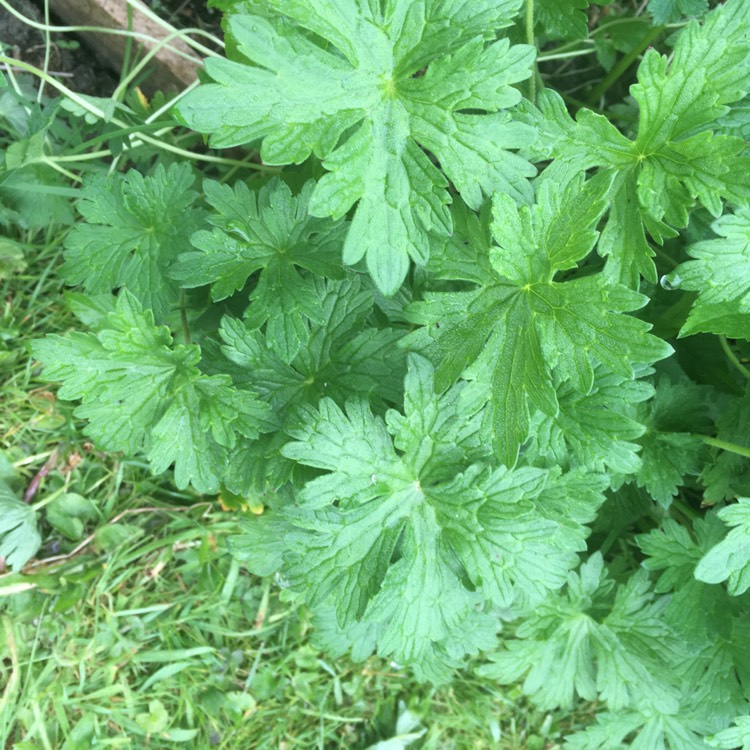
176, 0, 536, 294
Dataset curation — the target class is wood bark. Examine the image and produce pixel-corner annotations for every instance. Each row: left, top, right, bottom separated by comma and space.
48, 0, 201, 93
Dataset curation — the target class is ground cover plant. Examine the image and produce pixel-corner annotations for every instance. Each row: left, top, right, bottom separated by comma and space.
3, 0, 750, 746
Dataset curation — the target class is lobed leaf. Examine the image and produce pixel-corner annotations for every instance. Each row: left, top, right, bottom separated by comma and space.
176, 0, 536, 294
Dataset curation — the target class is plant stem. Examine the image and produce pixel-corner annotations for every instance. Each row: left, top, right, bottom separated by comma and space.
220, 559, 242, 606
145, 80, 200, 124
180, 291, 192, 345
0, 0, 221, 59
0, 55, 108, 117
703, 437, 750, 460
587, 25, 664, 106
0, 0, 222, 58
720, 336, 750, 381
0, 55, 278, 172
526, 0, 536, 103
126, 0, 222, 56
42, 158, 81, 182
120, 3, 134, 95
38, 0, 51, 103
671, 498, 698, 521
113, 28, 193, 101
538, 49, 597, 62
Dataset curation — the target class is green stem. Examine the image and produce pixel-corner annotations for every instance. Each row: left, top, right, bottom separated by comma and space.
180, 291, 192, 346
538, 48, 597, 62
113, 28, 191, 101
126, 0, 222, 56
0, 55, 108, 117
539, 38, 595, 56
220, 559, 242, 606
41, 158, 81, 182
66, 121, 176, 154
30, 486, 68, 511
145, 80, 200, 124
1, 60, 24, 99
0, 0, 222, 58
703, 436, 750, 460
43, 149, 112, 163
720, 336, 750, 381
0, 55, 278, 172
526, 0, 536, 103
38, 0, 51, 103
671, 498, 698, 521
120, 3, 134, 94
587, 25, 664, 106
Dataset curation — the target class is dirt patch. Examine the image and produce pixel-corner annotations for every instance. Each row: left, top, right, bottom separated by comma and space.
146, 0, 223, 33
0, 0, 118, 96
0, 0, 224, 98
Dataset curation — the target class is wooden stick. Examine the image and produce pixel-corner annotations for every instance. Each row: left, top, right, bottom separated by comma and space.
48, 0, 201, 92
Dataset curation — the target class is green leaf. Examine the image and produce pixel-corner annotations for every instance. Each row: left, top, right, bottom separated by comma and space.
309, 605, 382, 664
636, 511, 748, 719
171, 178, 346, 362
538, 0, 750, 285
706, 716, 750, 750
537, 0, 589, 39
635, 377, 711, 506
0, 165, 76, 230
648, 0, 708, 25
638, 515, 726, 594
64, 292, 118, 330
176, 1, 536, 294
32, 291, 270, 493
527, 365, 652, 476
216, 274, 408, 495
0, 480, 40, 571
227, 513, 290, 577
479, 554, 679, 712
135, 700, 170, 735
60, 163, 202, 321
565, 705, 709, 749
0, 239, 26, 280
94, 522, 144, 552
0, 453, 16, 485
718, 95, 750, 140
674, 207, 750, 340
46, 493, 99, 541
220, 275, 407, 419
695, 498, 750, 595
267, 355, 592, 673
405, 171, 671, 464
5, 130, 46, 170
366, 701, 427, 750
701, 387, 750, 503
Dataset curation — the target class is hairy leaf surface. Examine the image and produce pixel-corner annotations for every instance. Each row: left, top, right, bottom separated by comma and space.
32, 291, 270, 493
405, 171, 671, 464
61, 164, 202, 320
537, 0, 750, 285
176, 0, 536, 294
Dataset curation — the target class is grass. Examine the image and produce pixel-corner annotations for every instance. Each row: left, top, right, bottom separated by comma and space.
0, 233, 580, 749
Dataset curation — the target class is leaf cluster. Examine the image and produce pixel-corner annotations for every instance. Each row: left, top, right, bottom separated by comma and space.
25, 0, 750, 743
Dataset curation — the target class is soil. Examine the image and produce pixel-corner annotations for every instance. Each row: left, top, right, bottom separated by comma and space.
146, 0, 223, 33
0, 0, 117, 96
0, 0, 224, 98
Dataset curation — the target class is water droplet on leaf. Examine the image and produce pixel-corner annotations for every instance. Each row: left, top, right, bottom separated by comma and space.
660, 273, 681, 291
